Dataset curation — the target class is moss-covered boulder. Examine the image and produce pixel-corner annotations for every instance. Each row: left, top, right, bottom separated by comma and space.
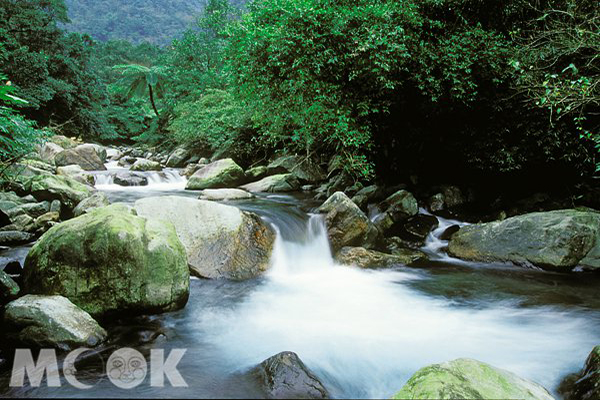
25, 174, 93, 210
448, 209, 600, 271
372, 190, 419, 235
318, 192, 378, 253
186, 158, 246, 190
134, 196, 275, 280
241, 174, 300, 193
4, 295, 107, 351
23, 204, 189, 317
130, 158, 162, 171
72, 192, 110, 217
56, 165, 95, 186
393, 358, 555, 400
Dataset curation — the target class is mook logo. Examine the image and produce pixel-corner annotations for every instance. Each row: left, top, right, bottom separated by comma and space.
9, 347, 187, 389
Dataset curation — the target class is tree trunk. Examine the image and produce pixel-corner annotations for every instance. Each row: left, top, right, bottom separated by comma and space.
148, 84, 159, 117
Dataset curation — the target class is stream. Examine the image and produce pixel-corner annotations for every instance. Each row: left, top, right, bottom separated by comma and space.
2, 162, 600, 398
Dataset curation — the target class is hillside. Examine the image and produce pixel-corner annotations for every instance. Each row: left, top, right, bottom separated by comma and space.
64, 0, 206, 45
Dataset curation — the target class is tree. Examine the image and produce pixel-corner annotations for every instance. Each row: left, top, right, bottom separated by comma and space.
113, 64, 166, 117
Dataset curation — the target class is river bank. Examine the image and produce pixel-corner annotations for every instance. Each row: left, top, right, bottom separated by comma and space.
0, 138, 599, 399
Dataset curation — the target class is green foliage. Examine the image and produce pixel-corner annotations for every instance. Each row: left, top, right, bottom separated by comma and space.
113, 64, 167, 116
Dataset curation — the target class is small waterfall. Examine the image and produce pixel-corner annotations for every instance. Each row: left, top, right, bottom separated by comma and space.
420, 208, 469, 261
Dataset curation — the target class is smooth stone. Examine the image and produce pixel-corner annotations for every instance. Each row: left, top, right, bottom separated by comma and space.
198, 189, 254, 201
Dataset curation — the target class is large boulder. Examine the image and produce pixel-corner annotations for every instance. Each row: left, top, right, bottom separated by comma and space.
80, 144, 107, 163
39, 142, 64, 164
317, 192, 378, 253
25, 175, 93, 210
198, 189, 254, 201
186, 158, 246, 190
56, 165, 95, 186
23, 204, 190, 317
3, 295, 107, 351
241, 174, 300, 193
372, 190, 419, 235
267, 155, 325, 183
130, 158, 162, 172
55, 145, 106, 171
72, 192, 110, 217
335, 246, 425, 268
393, 358, 555, 400
569, 345, 600, 400
448, 209, 600, 271
252, 351, 329, 399
166, 147, 191, 168
134, 196, 275, 280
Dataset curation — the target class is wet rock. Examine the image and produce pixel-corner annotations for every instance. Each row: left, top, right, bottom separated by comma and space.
198, 189, 254, 201
394, 214, 439, 244
56, 165, 95, 186
72, 192, 110, 217
130, 158, 162, 172
0, 231, 34, 246
25, 174, 93, 210
23, 204, 189, 317
440, 224, 460, 241
55, 145, 106, 171
448, 209, 600, 271
181, 163, 201, 178
166, 147, 191, 168
393, 358, 555, 400
114, 172, 148, 187
0, 270, 20, 304
568, 345, 600, 400
253, 351, 329, 399
335, 246, 425, 268
39, 142, 64, 164
106, 148, 121, 160
241, 174, 300, 193
134, 196, 275, 280
373, 190, 418, 235
186, 158, 246, 190
4, 295, 107, 351
118, 156, 137, 167
318, 192, 378, 253
351, 185, 383, 210
267, 155, 325, 183
4, 261, 23, 275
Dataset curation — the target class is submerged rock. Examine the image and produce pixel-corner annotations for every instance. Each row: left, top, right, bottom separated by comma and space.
253, 351, 329, 399
134, 196, 275, 280
23, 204, 189, 317
198, 188, 254, 201
4, 295, 107, 351
318, 192, 378, 253
393, 358, 555, 400
241, 174, 300, 193
335, 246, 425, 268
55, 145, 106, 171
448, 209, 600, 271
186, 158, 246, 190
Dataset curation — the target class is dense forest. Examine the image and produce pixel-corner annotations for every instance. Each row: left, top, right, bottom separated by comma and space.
1, 0, 598, 192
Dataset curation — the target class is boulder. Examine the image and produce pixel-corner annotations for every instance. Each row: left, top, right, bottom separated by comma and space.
252, 351, 329, 399
181, 163, 201, 178
118, 156, 137, 167
351, 185, 383, 210
393, 214, 439, 244
198, 189, 254, 201
569, 345, 600, 400
0, 231, 34, 246
130, 158, 162, 172
4, 295, 107, 351
0, 270, 20, 304
50, 135, 78, 149
448, 209, 600, 271
241, 174, 300, 193
106, 148, 121, 160
186, 159, 246, 190
267, 155, 325, 183
3, 214, 34, 233
72, 192, 110, 217
440, 224, 460, 241
372, 190, 418, 235
317, 192, 378, 253
335, 246, 425, 268
114, 172, 148, 187
56, 165, 95, 186
25, 174, 93, 210
166, 147, 191, 168
393, 358, 555, 400
33, 211, 60, 233
5, 201, 50, 219
80, 144, 107, 163
55, 145, 106, 171
39, 142, 64, 164
23, 204, 190, 317
134, 196, 275, 280
245, 166, 268, 181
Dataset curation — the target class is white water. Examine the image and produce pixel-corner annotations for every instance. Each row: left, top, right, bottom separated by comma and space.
93, 165, 187, 191
195, 214, 598, 398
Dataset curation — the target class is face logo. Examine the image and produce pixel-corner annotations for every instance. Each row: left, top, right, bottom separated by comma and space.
107, 348, 147, 389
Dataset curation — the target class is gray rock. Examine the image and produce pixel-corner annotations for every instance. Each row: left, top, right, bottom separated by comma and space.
335, 246, 425, 268
39, 142, 64, 164
166, 147, 191, 168
0, 231, 34, 246
186, 159, 246, 190
134, 196, 275, 280
253, 351, 329, 399
198, 189, 254, 201
130, 158, 162, 172
0, 270, 20, 304
373, 190, 418, 235
114, 172, 148, 187
72, 192, 110, 217
25, 174, 94, 211
56, 165, 95, 186
55, 145, 106, 171
448, 209, 600, 271
4, 295, 107, 351
241, 174, 300, 193
267, 155, 325, 183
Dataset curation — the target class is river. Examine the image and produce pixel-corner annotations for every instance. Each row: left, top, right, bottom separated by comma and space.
1, 162, 600, 398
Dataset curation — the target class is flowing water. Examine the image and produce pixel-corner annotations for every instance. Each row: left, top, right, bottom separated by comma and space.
2, 162, 600, 398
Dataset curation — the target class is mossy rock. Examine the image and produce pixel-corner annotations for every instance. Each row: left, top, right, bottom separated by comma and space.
186, 158, 246, 190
